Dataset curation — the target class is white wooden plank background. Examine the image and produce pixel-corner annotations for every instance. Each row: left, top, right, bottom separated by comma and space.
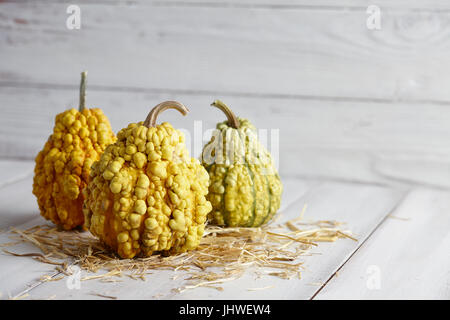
1, 2, 450, 102
0, 175, 60, 299
314, 187, 450, 300
1, 2, 450, 189
2, 87, 450, 188
0, 160, 34, 189
0, 1, 449, 300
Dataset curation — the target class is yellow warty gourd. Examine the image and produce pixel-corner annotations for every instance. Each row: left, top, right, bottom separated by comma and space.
33, 72, 116, 230
83, 101, 212, 258
202, 100, 283, 227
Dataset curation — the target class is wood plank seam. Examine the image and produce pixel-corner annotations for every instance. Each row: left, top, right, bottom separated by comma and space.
309, 188, 412, 300
371, 166, 450, 191
2, 81, 450, 107
150, 2, 450, 13
0, 172, 33, 191
277, 180, 321, 212
9, 267, 69, 300
5, 1, 450, 13
289, 174, 398, 189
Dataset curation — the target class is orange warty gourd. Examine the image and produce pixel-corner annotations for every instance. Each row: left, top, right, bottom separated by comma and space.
32, 72, 116, 230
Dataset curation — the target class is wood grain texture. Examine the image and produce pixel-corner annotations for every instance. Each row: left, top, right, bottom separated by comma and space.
157, 0, 450, 7
28, 0, 450, 6
0, 160, 34, 189
1, 2, 450, 103
2, 87, 450, 188
19, 180, 405, 299
314, 187, 450, 299
164, 0, 450, 12
0, 175, 60, 299
0, 177, 39, 230
0, 216, 58, 299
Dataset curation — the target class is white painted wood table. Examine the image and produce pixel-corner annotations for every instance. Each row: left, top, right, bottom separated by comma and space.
1, 1, 450, 300
0, 160, 448, 300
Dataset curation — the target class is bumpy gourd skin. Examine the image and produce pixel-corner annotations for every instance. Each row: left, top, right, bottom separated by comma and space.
33, 108, 116, 230
83, 122, 212, 259
202, 118, 282, 227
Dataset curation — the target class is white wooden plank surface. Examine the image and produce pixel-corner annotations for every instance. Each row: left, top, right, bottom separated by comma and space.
152, 0, 450, 8
314, 187, 450, 300
2, 87, 450, 188
1, 2, 450, 103
47, 0, 450, 7
0, 176, 62, 299
0, 177, 38, 230
0, 217, 59, 300
17, 181, 405, 300
0, 160, 34, 188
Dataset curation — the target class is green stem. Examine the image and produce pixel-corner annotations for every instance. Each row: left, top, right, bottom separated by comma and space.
79, 71, 87, 111
211, 100, 240, 129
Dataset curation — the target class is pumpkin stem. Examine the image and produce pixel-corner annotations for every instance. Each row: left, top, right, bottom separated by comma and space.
79, 71, 87, 112
143, 101, 189, 128
211, 100, 240, 129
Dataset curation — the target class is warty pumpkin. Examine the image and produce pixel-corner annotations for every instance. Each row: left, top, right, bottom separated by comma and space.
201, 100, 283, 227
83, 101, 212, 259
32, 72, 116, 230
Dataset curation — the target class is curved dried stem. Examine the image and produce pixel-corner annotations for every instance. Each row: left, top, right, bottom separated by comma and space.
211, 100, 240, 129
143, 101, 189, 127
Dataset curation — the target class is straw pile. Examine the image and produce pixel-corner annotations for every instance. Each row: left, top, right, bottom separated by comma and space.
2, 205, 356, 294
